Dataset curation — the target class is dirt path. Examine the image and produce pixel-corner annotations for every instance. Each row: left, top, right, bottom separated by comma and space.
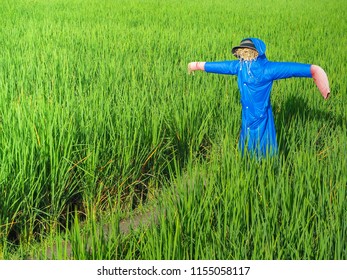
39, 208, 159, 260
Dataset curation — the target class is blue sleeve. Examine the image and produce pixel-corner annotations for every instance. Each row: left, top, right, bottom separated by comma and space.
266, 62, 312, 81
204, 60, 239, 75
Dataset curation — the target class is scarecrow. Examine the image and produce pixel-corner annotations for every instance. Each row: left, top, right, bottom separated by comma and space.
188, 38, 330, 157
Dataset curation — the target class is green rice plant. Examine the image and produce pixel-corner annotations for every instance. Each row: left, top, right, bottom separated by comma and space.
0, 0, 346, 259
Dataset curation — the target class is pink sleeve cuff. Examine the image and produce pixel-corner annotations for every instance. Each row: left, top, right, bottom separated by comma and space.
310, 65, 330, 99
188, 62, 206, 73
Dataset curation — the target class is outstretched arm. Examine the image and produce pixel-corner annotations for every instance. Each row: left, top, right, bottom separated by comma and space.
188, 60, 239, 75
267, 62, 330, 99
311, 65, 330, 99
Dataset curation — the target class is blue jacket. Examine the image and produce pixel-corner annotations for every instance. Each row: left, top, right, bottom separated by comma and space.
204, 38, 312, 157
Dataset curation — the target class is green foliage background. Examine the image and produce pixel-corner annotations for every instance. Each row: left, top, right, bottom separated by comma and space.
0, 0, 346, 259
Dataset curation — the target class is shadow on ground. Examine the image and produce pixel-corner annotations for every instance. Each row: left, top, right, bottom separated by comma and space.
273, 95, 345, 157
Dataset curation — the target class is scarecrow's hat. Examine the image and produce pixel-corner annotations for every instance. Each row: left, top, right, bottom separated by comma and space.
232, 39, 257, 56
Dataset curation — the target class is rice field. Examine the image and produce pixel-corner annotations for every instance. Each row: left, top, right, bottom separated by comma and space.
0, 0, 346, 260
